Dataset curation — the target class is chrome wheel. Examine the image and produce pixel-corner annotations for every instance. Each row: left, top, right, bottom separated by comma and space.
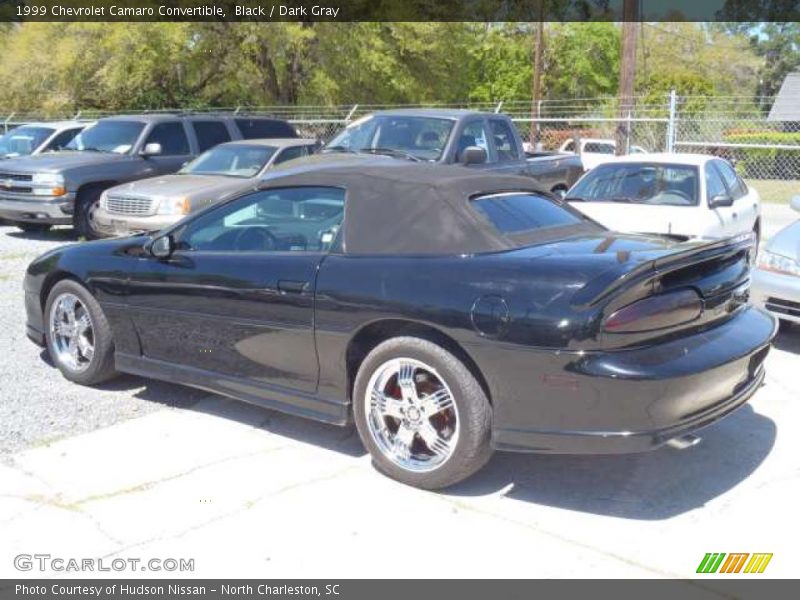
364, 358, 459, 473
49, 292, 94, 372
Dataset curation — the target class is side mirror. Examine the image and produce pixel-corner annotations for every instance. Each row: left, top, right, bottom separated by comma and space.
461, 146, 487, 165
791, 195, 800, 214
141, 143, 162, 157
709, 193, 733, 208
147, 234, 174, 258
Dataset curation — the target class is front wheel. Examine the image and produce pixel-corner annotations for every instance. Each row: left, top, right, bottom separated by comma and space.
74, 188, 104, 239
44, 279, 118, 385
353, 337, 493, 490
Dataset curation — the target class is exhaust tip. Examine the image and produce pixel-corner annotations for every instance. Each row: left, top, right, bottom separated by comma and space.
666, 434, 701, 450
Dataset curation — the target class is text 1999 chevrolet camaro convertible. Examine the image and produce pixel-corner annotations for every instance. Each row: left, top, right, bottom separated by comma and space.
24, 155, 777, 489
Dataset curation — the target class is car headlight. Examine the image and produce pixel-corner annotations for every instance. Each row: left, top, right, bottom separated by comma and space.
99, 191, 108, 209
157, 197, 191, 216
758, 250, 800, 277
31, 173, 66, 197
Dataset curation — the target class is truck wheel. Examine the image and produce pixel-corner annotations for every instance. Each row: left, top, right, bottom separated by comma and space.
74, 188, 104, 240
353, 336, 493, 490
15, 223, 52, 233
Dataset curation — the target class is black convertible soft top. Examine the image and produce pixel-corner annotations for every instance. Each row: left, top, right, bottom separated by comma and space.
257, 154, 600, 255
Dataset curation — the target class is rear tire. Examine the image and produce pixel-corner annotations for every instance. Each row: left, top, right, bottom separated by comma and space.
353, 336, 493, 490
15, 223, 52, 233
44, 279, 118, 385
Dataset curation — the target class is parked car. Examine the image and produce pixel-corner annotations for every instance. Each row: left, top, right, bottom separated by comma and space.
559, 137, 648, 170
93, 138, 318, 238
24, 156, 775, 489
0, 121, 88, 159
565, 154, 761, 243
0, 114, 297, 237
324, 109, 583, 196
752, 195, 800, 326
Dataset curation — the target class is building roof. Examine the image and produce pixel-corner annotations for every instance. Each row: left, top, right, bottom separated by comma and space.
768, 71, 800, 121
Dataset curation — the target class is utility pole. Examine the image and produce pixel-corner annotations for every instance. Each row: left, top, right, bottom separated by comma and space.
529, 2, 545, 148
616, 0, 638, 156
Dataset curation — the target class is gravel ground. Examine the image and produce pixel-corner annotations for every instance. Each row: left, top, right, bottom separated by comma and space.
0, 224, 207, 459
0, 207, 798, 458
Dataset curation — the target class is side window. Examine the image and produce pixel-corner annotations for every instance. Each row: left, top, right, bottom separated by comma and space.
705, 163, 727, 203
46, 128, 82, 151
145, 122, 190, 156
177, 187, 345, 253
272, 145, 308, 165
713, 160, 747, 199
563, 140, 575, 152
235, 119, 297, 140
192, 121, 231, 153
585, 143, 616, 154
458, 120, 492, 162
489, 119, 520, 161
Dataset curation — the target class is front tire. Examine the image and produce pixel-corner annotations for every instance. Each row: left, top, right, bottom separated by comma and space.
44, 279, 118, 385
74, 188, 104, 239
353, 336, 493, 490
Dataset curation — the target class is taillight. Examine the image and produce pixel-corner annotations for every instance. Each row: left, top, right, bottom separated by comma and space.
603, 289, 702, 333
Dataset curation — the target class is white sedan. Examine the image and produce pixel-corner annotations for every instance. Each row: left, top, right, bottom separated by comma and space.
564, 153, 761, 242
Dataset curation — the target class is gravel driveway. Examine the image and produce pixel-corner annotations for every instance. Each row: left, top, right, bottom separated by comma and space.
0, 225, 207, 459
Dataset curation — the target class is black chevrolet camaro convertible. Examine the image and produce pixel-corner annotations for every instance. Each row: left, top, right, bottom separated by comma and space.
24, 155, 776, 489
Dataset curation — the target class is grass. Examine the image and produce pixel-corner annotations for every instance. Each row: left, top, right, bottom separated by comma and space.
744, 179, 799, 204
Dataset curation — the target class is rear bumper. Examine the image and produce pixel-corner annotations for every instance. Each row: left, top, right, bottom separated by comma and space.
751, 268, 800, 324
0, 194, 74, 225
93, 207, 176, 238
490, 306, 778, 454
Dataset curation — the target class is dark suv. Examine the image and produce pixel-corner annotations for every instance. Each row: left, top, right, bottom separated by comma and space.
0, 114, 297, 237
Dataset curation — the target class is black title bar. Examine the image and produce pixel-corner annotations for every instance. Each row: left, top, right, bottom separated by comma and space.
1, 0, 799, 22
1, 580, 800, 600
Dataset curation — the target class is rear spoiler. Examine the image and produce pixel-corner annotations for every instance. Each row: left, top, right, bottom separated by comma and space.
573, 232, 756, 308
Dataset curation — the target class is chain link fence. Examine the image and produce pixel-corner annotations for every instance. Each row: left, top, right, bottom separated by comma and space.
2, 94, 798, 202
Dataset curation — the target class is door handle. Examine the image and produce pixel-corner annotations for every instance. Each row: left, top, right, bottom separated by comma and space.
277, 280, 308, 294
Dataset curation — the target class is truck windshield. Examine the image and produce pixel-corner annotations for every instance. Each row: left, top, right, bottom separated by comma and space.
325, 115, 453, 162
0, 126, 54, 157
65, 121, 145, 154
180, 145, 277, 178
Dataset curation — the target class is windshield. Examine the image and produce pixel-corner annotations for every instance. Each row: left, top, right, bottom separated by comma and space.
0, 126, 54, 157
325, 115, 454, 161
567, 163, 699, 207
65, 120, 145, 154
180, 145, 276, 178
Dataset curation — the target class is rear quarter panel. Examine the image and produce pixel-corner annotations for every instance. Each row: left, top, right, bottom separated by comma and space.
313, 252, 600, 406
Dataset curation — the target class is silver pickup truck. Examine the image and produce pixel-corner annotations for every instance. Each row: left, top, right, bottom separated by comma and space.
323, 109, 584, 195
0, 114, 297, 237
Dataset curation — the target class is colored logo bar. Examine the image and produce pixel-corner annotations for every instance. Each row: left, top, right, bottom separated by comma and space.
697, 553, 773, 574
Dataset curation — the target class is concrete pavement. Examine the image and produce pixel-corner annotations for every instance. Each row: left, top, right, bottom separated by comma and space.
1, 329, 798, 579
